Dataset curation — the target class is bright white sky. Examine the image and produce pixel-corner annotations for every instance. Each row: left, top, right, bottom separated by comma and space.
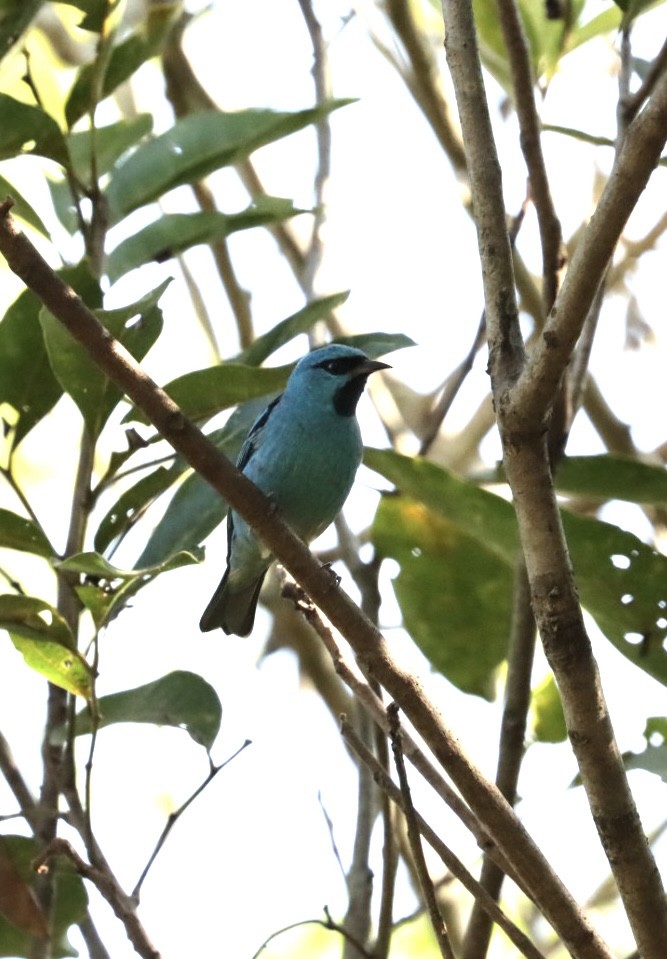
0, 1, 666, 957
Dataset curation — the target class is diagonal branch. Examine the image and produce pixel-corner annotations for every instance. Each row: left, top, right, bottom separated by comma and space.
512, 64, 667, 424
341, 717, 546, 959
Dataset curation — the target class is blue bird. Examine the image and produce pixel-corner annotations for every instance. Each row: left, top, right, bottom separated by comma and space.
199, 344, 390, 636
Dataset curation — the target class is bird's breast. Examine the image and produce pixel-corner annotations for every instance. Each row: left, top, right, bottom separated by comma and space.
246, 415, 362, 542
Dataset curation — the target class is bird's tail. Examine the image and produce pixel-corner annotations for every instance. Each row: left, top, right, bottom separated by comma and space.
199, 568, 267, 636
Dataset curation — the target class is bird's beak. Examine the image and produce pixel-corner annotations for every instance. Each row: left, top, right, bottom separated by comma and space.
355, 359, 391, 377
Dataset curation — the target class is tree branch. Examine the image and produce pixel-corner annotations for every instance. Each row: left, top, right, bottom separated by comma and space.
439, 5, 667, 955
512, 65, 667, 423
494, 0, 563, 310
341, 718, 546, 959
462, 560, 536, 959
387, 703, 455, 959
33, 840, 160, 959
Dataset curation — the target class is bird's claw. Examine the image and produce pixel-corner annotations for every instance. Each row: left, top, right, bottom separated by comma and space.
320, 562, 341, 587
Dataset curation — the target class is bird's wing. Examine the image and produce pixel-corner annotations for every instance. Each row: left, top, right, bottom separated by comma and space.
226, 394, 283, 563
236, 394, 282, 472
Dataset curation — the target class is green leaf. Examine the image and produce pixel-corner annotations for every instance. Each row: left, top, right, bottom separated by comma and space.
0, 93, 68, 165
237, 293, 350, 366
136, 402, 261, 567
107, 200, 304, 282
0, 176, 49, 236
561, 510, 667, 687
40, 280, 168, 438
0, 834, 48, 940
645, 716, 667, 741
105, 100, 353, 223
531, 675, 567, 743
0, 286, 62, 446
624, 743, 667, 782
0, 509, 53, 558
75, 670, 222, 750
11, 642, 87, 697
555, 455, 667, 505
137, 469, 227, 569
0, 836, 87, 959
365, 450, 520, 564
46, 175, 79, 235
62, 548, 203, 628
67, 113, 153, 185
334, 332, 415, 359
365, 450, 667, 687
481, 455, 667, 506
124, 362, 289, 425
373, 496, 511, 698
65, 3, 179, 126
0, 0, 46, 61
542, 124, 614, 149
567, 7, 622, 50
0, 595, 91, 697
0, 263, 100, 448
94, 463, 182, 555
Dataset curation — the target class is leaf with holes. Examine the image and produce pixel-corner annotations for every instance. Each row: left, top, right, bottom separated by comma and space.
373, 495, 512, 699
0, 596, 91, 697
366, 449, 667, 687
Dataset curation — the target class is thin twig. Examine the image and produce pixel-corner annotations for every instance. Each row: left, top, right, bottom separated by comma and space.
341, 702, 375, 959
384, 0, 467, 172
341, 719, 547, 959
33, 839, 161, 959
419, 197, 528, 455
250, 906, 373, 959
513, 63, 667, 419
281, 583, 504, 873
0, 730, 38, 825
77, 913, 112, 959
331, 519, 397, 957
296, 0, 332, 300
387, 703, 456, 959
132, 741, 251, 900
317, 791, 347, 881
462, 560, 536, 959
494, 0, 563, 311
620, 35, 667, 125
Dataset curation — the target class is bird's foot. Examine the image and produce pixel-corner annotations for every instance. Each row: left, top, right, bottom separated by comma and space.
320, 562, 341, 587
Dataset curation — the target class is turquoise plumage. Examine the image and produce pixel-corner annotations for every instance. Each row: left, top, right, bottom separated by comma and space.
199, 344, 390, 635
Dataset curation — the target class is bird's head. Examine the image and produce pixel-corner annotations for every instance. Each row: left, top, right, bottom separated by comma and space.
287, 344, 390, 417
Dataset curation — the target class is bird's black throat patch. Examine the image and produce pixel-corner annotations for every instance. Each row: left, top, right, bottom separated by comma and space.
333, 374, 369, 416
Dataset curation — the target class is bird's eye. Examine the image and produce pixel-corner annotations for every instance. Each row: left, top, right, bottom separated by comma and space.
316, 356, 362, 375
